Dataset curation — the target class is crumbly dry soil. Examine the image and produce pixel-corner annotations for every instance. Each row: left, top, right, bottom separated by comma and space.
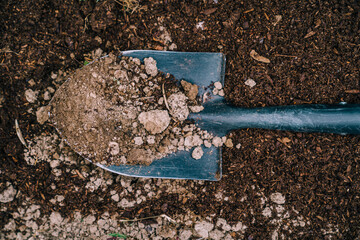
50, 51, 221, 166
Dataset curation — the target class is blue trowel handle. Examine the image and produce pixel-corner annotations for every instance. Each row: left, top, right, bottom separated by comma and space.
192, 103, 360, 135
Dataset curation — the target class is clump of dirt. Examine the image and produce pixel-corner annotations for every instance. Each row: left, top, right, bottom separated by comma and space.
50, 51, 221, 166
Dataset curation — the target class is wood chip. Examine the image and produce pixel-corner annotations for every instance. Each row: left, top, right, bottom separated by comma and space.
201, 8, 217, 15
345, 89, 360, 94
250, 50, 270, 63
273, 15, 282, 26
304, 31, 316, 39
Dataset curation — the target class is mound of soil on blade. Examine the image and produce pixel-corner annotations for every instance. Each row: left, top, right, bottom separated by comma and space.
50, 53, 221, 165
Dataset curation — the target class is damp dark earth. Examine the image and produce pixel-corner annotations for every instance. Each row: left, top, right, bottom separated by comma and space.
1, 0, 360, 239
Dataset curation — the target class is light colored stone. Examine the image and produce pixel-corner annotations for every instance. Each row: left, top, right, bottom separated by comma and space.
216, 218, 232, 231
0, 182, 16, 203
138, 110, 170, 134
84, 215, 96, 225
180, 80, 198, 100
134, 137, 143, 145
147, 135, 156, 144
196, 21, 205, 30
169, 43, 177, 51
209, 229, 224, 239
51, 72, 58, 79
47, 87, 55, 93
194, 221, 214, 238
28, 79, 36, 86
55, 195, 64, 202
89, 225, 98, 234
212, 136, 223, 147
168, 93, 189, 121
270, 192, 286, 204
144, 57, 158, 77
159, 228, 177, 238
108, 142, 119, 155
236, 143, 241, 149
27, 220, 38, 230
36, 106, 50, 125
111, 194, 119, 202
4, 219, 16, 231
218, 89, 225, 96
214, 81, 223, 89
114, 70, 128, 81
204, 140, 212, 148
213, 88, 219, 95
262, 207, 272, 217
119, 198, 135, 208
43, 91, 51, 101
25, 89, 39, 103
184, 134, 203, 147
275, 205, 285, 214
189, 105, 204, 113
192, 146, 204, 160
224, 138, 233, 148
50, 160, 60, 168
245, 78, 256, 88
132, 58, 141, 65
232, 222, 247, 232
179, 230, 192, 240
49, 212, 63, 225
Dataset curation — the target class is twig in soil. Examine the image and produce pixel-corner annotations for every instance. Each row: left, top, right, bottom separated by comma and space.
15, 119, 28, 148
0, 45, 19, 55
83, 14, 90, 33
274, 54, 298, 58
162, 83, 171, 112
75, 169, 85, 180
119, 214, 176, 223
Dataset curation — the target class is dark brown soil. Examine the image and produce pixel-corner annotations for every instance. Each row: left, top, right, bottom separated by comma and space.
1, 0, 360, 239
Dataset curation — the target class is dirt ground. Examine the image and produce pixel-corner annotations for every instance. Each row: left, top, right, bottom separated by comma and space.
1, 0, 360, 239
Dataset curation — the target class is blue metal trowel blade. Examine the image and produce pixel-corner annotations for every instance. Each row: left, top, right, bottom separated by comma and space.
97, 50, 226, 181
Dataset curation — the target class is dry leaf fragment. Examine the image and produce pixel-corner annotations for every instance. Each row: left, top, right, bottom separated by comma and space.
281, 137, 291, 144
223, 9, 241, 28
250, 50, 271, 63
277, 137, 292, 148
202, 8, 217, 15
304, 31, 316, 38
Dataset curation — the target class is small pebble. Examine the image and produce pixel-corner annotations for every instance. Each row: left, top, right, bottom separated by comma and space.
25, 89, 39, 103
44, 91, 51, 101
218, 89, 225, 96
212, 88, 219, 95
214, 82, 222, 89
28, 79, 36, 86
245, 78, 256, 88
51, 72, 58, 80
204, 140, 212, 148
47, 87, 55, 93
192, 146, 204, 160
134, 137, 143, 145
224, 138, 233, 148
